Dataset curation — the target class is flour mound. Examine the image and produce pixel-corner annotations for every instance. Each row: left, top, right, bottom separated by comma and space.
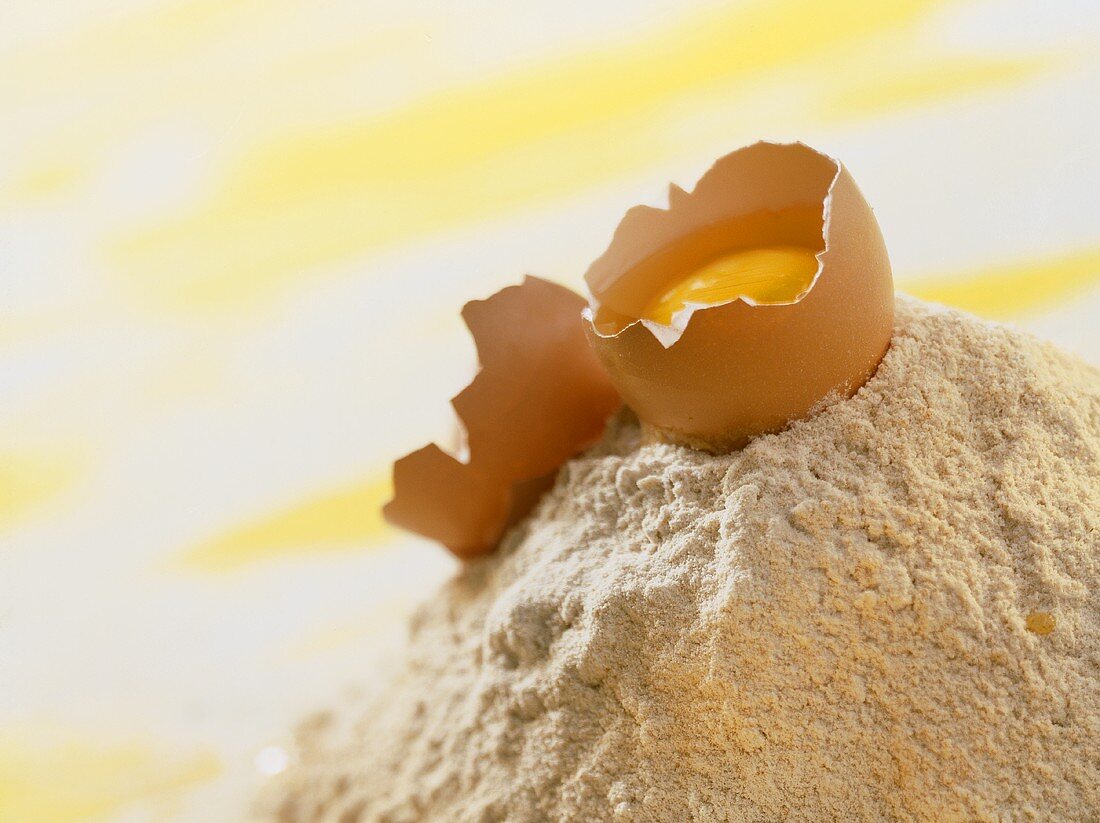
272, 298, 1100, 822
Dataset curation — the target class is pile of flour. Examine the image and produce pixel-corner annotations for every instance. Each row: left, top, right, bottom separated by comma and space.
271, 297, 1100, 822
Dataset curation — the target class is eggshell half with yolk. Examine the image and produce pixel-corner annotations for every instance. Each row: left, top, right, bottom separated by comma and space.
583, 141, 894, 452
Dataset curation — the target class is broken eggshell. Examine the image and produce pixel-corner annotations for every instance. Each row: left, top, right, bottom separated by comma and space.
383, 276, 621, 559
583, 141, 895, 452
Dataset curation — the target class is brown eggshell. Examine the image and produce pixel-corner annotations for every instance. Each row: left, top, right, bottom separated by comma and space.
383, 276, 621, 559
583, 142, 894, 452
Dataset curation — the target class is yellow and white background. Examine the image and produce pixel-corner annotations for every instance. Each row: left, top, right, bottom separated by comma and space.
2, 1, 1099, 820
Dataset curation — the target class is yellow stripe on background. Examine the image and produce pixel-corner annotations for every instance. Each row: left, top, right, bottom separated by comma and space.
112, 0, 952, 310
178, 474, 392, 572
226, 0, 949, 200
906, 246, 1100, 319
824, 54, 1053, 119
0, 734, 220, 823
5, 162, 85, 200
0, 453, 82, 532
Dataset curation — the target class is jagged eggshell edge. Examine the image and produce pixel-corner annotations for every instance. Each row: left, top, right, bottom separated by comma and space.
384, 276, 621, 558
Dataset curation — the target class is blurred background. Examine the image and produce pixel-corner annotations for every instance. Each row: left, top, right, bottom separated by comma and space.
1, 0, 1098, 820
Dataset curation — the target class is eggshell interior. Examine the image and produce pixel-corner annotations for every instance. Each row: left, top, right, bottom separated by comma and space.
583, 142, 894, 452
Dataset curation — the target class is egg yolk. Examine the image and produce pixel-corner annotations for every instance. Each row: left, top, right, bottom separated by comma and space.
641, 246, 819, 325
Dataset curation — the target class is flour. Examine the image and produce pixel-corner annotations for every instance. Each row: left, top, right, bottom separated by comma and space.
269, 297, 1100, 822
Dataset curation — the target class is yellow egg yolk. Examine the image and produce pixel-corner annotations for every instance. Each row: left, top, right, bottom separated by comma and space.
641, 246, 819, 325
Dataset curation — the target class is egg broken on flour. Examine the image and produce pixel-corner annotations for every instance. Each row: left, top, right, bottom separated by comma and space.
584, 141, 894, 452
385, 142, 896, 558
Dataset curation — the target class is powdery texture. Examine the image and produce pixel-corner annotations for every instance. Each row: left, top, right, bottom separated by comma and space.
271, 298, 1100, 822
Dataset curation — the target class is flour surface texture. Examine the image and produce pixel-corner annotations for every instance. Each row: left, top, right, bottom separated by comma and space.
272, 298, 1100, 822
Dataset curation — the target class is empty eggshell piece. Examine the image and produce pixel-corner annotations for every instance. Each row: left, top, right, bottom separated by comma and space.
583, 141, 894, 452
383, 276, 621, 559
